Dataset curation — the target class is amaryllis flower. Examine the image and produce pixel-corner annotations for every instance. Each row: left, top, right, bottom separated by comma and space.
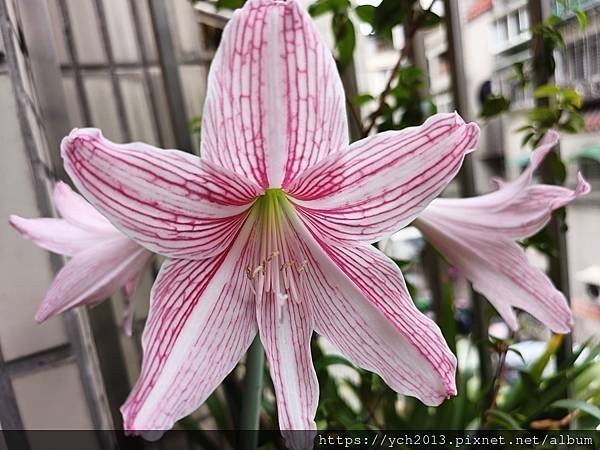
414, 130, 590, 333
60, 0, 479, 433
9, 181, 152, 334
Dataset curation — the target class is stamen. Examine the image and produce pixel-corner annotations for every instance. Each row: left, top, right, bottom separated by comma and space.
246, 189, 308, 315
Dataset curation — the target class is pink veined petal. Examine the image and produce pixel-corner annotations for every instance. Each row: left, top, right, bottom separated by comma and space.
61, 128, 262, 260
121, 220, 258, 431
285, 210, 457, 406
424, 130, 591, 239
35, 237, 151, 322
415, 213, 573, 333
427, 172, 590, 240
9, 215, 106, 257
201, 0, 347, 189
289, 112, 480, 244
53, 181, 116, 234
256, 291, 318, 432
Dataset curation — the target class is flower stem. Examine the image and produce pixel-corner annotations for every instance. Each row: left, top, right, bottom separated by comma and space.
240, 335, 264, 450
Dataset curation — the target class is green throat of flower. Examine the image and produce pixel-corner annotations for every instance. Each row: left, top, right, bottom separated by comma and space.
247, 188, 307, 320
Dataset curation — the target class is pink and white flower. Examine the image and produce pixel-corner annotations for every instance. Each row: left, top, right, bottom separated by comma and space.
9, 181, 152, 334
414, 130, 590, 333
60, 0, 479, 433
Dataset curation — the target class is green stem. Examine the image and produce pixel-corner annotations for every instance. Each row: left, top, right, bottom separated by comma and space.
240, 335, 264, 450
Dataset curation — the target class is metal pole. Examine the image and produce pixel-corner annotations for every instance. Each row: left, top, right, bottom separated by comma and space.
528, 0, 573, 367
443, 0, 494, 390
148, 0, 194, 153
14, 1, 131, 442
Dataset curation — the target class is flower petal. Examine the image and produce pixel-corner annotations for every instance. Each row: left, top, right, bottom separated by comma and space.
424, 130, 590, 239
257, 292, 318, 431
9, 215, 104, 257
287, 212, 456, 406
53, 181, 116, 234
427, 173, 590, 240
121, 222, 257, 431
415, 213, 573, 333
289, 113, 479, 244
62, 128, 261, 259
35, 238, 151, 322
202, 0, 347, 188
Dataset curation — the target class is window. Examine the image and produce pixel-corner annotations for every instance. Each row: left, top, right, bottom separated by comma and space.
518, 7, 529, 33
493, 7, 531, 51
562, 34, 600, 82
496, 16, 509, 43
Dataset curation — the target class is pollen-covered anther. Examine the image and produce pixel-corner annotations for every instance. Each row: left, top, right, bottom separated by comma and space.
246, 264, 264, 280
295, 260, 308, 273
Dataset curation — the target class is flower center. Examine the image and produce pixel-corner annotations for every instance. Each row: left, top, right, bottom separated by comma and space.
246, 188, 307, 321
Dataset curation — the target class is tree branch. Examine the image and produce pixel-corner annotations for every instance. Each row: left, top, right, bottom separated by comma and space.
361, 1, 436, 138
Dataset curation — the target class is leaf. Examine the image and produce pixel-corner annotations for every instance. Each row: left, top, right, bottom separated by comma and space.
354, 5, 376, 25
421, 10, 441, 28
575, 10, 588, 30
332, 15, 356, 66
308, 0, 350, 17
216, 0, 245, 9
542, 151, 568, 184
527, 107, 561, 127
486, 409, 524, 430
534, 84, 562, 98
480, 95, 511, 118
353, 93, 375, 107
552, 399, 600, 421
314, 354, 358, 372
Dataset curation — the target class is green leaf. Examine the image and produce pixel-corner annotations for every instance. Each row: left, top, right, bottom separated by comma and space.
527, 107, 561, 127
543, 150, 568, 184
332, 15, 356, 66
354, 5, 376, 25
575, 10, 588, 30
314, 354, 357, 372
533, 84, 562, 98
215, 0, 245, 10
480, 95, 511, 118
308, 0, 350, 17
559, 113, 585, 133
353, 93, 375, 107
486, 409, 524, 430
421, 10, 441, 28
552, 399, 600, 421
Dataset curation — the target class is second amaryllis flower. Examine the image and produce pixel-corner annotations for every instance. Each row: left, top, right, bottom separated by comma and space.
9, 182, 152, 334
413, 131, 590, 333
60, 0, 479, 433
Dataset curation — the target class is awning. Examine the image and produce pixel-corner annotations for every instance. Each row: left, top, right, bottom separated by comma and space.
569, 145, 600, 163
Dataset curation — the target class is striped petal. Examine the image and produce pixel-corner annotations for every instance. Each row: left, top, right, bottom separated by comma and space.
62, 128, 261, 260
202, 0, 347, 189
287, 212, 456, 406
9, 215, 106, 257
257, 292, 318, 431
35, 237, 151, 322
426, 130, 590, 239
289, 113, 479, 244
53, 181, 115, 234
121, 222, 257, 431
416, 216, 573, 333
